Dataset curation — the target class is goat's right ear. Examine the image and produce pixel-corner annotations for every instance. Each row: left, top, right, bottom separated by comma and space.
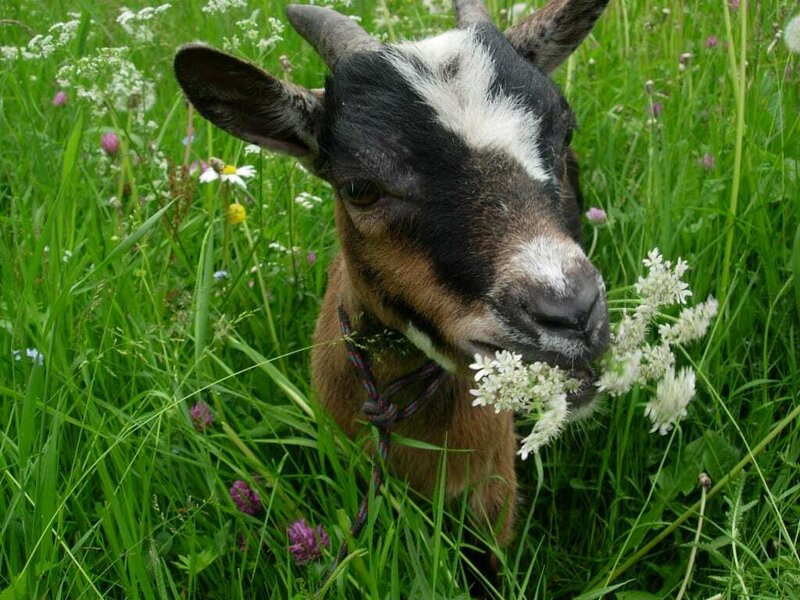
174, 44, 323, 158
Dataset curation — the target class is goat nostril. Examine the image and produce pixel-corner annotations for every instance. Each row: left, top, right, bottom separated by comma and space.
517, 277, 601, 335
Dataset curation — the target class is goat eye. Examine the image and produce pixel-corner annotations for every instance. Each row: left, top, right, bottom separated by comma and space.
339, 179, 381, 207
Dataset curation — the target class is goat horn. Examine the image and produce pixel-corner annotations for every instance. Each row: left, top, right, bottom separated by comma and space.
505, 0, 610, 73
454, 0, 492, 27
286, 5, 380, 70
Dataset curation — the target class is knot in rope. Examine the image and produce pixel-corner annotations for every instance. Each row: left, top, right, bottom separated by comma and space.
361, 399, 399, 428
323, 305, 447, 583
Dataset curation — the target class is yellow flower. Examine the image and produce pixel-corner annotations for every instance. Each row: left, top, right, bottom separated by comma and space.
227, 202, 246, 225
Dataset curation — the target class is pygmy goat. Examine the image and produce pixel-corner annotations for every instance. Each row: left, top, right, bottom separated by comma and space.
175, 0, 610, 566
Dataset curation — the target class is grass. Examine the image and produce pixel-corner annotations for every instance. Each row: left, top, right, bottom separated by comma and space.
1, 0, 799, 597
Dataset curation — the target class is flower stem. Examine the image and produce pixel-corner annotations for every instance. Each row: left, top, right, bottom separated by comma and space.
221, 184, 230, 271
242, 221, 285, 372
675, 474, 710, 600
719, 0, 747, 304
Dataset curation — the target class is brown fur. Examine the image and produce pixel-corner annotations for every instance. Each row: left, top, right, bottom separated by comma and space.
311, 253, 518, 544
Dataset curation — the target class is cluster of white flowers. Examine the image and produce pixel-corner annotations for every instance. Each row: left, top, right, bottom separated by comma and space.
469, 248, 718, 457
596, 249, 717, 437
223, 13, 285, 54
294, 192, 323, 210
202, 0, 248, 15
56, 48, 156, 124
470, 351, 579, 458
1, 17, 80, 61
117, 4, 171, 43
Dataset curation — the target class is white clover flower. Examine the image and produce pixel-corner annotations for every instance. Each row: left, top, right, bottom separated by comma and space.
645, 366, 696, 435
518, 392, 569, 459
659, 296, 718, 346
200, 163, 256, 189
243, 144, 261, 155
785, 15, 800, 53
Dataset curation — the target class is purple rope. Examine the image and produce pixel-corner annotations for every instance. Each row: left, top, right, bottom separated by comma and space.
325, 306, 446, 577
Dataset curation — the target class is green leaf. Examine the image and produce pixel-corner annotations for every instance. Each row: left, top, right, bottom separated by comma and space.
0, 575, 27, 600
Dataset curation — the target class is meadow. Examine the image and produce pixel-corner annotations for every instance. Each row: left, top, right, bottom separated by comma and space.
1, 0, 799, 597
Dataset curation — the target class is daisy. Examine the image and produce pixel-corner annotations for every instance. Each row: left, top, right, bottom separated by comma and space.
199, 160, 256, 189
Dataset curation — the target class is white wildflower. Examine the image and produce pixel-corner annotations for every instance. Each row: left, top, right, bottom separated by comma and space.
199, 163, 256, 189
56, 48, 156, 124
659, 297, 719, 345
518, 393, 569, 459
294, 192, 323, 209
12, 350, 21, 361
117, 4, 171, 43
268, 241, 289, 253
25, 348, 45, 366
202, 0, 247, 15
243, 144, 261, 155
785, 14, 800, 53
213, 270, 229, 281
20, 18, 80, 60
2, 46, 20, 61
596, 350, 641, 396
62, 249, 73, 263
469, 351, 577, 456
613, 312, 649, 354
638, 342, 675, 381
645, 366, 696, 435
635, 248, 692, 307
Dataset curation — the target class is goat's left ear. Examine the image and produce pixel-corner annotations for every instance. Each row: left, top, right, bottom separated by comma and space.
174, 43, 323, 158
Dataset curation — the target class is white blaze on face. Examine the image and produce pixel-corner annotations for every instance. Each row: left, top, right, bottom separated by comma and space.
386, 29, 550, 183
510, 236, 584, 298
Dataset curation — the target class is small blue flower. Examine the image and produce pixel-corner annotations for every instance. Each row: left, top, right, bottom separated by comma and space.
213, 270, 229, 281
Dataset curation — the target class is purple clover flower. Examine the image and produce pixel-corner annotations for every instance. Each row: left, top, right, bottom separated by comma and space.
585, 206, 607, 224
705, 35, 719, 48
699, 153, 715, 170
190, 401, 213, 431
230, 480, 261, 515
101, 132, 120, 156
650, 101, 663, 118
306, 251, 317, 266
52, 91, 68, 107
287, 518, 330, 565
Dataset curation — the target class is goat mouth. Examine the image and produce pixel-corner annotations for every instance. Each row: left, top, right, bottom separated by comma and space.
464, 339, 599, 409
